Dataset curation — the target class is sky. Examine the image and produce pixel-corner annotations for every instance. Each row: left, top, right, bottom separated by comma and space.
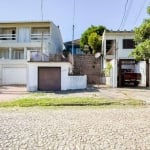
0, 0, 149, 42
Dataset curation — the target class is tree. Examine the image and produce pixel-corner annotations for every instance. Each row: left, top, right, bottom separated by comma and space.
132, 40, 150, 61
132, 6, 150, 60
134, 21, 150, 44
88, 33, 101, 54
131, 6, 150, 86
80, 25, 106, 54
147, 6, 150, 15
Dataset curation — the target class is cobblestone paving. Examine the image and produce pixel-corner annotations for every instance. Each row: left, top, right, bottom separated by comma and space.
0, 107, 150, 150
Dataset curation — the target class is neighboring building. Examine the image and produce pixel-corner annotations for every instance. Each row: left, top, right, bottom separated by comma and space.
101, 30, 146, 87
0, 21, 87, 91
64, 39, 101, 84
64, 39, 84, 55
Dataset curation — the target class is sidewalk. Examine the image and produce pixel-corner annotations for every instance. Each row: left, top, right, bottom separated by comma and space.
0, 85, 150, 104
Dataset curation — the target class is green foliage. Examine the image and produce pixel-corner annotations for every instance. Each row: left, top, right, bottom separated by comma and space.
88, 33, 101, 54
80, 25, 106, 54
131, 40, 150, 61
134, 21, 150, 43
104, 62, 112, 76
132, 6, 150, 61
147, 6, 150, 15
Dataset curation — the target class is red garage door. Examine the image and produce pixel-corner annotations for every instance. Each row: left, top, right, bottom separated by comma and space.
38, 67, 61, 91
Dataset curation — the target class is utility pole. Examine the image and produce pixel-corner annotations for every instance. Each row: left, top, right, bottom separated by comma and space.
72, 24, 75, 66
71, 0, 75, 68
41, 0, 44, 61
41, 0, 43, 21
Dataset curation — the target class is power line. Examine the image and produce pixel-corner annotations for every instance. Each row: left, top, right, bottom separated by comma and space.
120, 0, 134, 29
119, 0, 129, 30
134, 0, 149, 26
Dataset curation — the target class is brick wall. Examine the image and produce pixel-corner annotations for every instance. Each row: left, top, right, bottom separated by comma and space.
73, 54, 101, 84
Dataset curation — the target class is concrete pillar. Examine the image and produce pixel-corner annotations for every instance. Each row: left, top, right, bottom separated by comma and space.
24, 47, 27, 59
9, 48, 12, 59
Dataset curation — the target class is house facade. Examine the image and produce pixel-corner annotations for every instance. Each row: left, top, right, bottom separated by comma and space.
102, 30, 147, 87
0, 21, 63, 86
0, 21, 87, 91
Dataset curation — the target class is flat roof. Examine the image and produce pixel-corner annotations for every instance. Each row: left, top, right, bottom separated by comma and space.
104, 30, 134, 33
0, 21, 53, 28
0, 21, 51, 24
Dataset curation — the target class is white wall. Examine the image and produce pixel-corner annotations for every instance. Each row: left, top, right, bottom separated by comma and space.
103, 32, 134, 59
2, 67, 26, 85
27, 62, 87, 91
67, 75, 87, 90
135, 61, 146, 87
48, 22, 63, 54
111, 59, 117, 88
103, 59, 117, 87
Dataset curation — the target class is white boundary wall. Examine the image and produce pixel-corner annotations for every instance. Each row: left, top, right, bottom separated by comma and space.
67, 75, 87, 90
27, 62, 87, 91
135, 61, 146, 87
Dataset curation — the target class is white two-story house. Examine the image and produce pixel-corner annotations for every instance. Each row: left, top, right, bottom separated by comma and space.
0, 21, 63, 85
101, 30, 146, 87
0, 21, 87, 91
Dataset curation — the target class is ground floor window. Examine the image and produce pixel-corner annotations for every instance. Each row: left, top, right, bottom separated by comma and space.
0, 48, 9, 59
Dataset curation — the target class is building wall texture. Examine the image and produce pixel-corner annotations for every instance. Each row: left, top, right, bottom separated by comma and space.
48, 22, 63, 54
74, 54, 101, 84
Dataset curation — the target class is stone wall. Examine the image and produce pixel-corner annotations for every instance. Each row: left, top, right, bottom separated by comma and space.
73, 54, 101, 84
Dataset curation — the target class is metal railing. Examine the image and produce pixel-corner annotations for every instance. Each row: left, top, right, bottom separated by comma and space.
30, 33, 50, 41
0, 34, 16, 40
28, 51, 71, 63
0, 33, 50, 41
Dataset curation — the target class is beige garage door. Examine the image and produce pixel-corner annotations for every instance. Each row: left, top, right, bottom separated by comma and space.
38, 67, 61, 91
2, 67, 26, 85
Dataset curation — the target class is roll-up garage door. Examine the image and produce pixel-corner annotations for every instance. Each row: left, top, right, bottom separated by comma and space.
38, 67, 61, 91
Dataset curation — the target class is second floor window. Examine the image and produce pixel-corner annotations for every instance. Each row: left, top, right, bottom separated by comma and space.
106, 40, 116, 55
123, 39, 135, 49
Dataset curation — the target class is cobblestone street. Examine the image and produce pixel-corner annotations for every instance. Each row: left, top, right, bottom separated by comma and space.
0, 107, 150, 150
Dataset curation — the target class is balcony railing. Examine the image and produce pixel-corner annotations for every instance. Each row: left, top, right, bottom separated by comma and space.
27, 51, 72, 63
0, 33, 50, 42
0, 34, 16, 40
31, 33, 50, 41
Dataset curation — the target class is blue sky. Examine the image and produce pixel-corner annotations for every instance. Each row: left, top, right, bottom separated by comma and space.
0, 0, 149, 41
